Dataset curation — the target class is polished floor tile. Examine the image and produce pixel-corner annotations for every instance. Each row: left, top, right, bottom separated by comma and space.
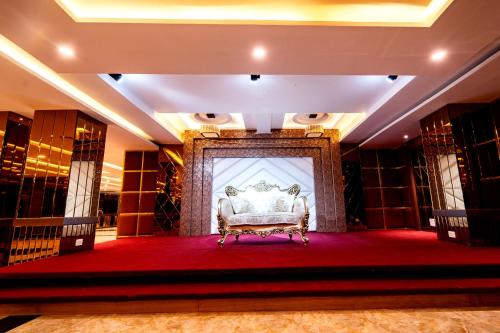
8, 308, 500, 333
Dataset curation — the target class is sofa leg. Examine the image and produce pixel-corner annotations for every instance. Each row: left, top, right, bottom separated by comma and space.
288, 232, 293, 240
300, 233, 309, 246
218, 233, 228, 247
235, 234, 239, 241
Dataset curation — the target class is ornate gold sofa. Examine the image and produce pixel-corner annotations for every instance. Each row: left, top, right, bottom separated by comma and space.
217, 180, 309, 246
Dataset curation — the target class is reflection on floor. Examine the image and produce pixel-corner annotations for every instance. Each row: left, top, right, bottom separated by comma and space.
7, 308, 500, 333
94, 227, 117, 244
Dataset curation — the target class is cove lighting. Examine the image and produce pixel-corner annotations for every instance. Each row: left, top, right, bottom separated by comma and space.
252, 47, 266, 60
282, 112, 366, 140
155, 112, 245, 141
0, 34, 152, 142
57, 45, 75, 58
430, 49, 447, 62
55, 0, 454, 27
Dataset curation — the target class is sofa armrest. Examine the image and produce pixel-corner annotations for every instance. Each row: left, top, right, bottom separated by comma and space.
293, 196, 309, 229
217, 198, 234, 230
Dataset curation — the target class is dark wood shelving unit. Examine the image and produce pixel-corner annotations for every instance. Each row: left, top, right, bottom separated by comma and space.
360, 150, 417, 230
117, 151, 158, 237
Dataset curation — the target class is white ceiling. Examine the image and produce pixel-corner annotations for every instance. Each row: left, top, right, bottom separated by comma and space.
0, 0, 499, 149
360, 49, 500, 147
109, 74, 414, 116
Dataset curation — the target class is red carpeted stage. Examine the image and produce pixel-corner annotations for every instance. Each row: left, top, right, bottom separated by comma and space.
1, 230, 500, 312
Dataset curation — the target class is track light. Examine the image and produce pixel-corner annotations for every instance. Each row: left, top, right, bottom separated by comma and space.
250, 74, 261, 81
200, 124, 220, 138
109, 73, 123, 82
305, 125, 324, 138
386, 75, 398, 83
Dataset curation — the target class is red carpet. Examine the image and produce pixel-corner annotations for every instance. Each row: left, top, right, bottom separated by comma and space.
1, 230, 500, 276
1, 231, 499, 304
2, 278, 500, 303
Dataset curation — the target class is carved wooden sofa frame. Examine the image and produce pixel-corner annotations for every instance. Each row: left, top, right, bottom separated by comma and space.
217, 180, 309, 246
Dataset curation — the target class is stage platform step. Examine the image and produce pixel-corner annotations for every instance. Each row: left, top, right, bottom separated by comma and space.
1, 231, 499, 310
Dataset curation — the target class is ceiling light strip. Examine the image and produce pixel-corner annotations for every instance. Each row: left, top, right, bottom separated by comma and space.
359, 49, 500, 147
56, 0, 453, 27
339, 113, 367, 140
0, 34, 153, 141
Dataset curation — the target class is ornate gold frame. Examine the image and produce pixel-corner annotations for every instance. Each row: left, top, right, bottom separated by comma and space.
217, 181, 310, 246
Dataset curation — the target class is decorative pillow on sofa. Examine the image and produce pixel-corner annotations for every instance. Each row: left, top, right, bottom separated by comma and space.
266, 188, 296, 213
227, 186, 298, 214
228, 194, 257, 214
271, 197, 292, 212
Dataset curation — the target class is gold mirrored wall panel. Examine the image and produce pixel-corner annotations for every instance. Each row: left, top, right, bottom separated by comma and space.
5, 110, 107, 264
0, 112, 32, 266
0, 112, 31, 219
19, 110, 76, 218
65, 113, 107, 219
8, 219, 63, 266
155, 145, 183, 235
61, 112, 107, 254
420, 102, 500, 245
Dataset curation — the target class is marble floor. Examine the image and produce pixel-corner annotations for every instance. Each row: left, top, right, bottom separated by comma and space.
6, 308, 500, 333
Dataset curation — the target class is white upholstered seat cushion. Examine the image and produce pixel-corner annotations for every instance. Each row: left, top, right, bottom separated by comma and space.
227, 212, 301, 226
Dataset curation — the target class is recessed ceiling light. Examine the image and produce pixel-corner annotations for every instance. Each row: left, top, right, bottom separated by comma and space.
57, 45, 75, 58
403, 134, 409, 140
386, 75, 398, 83
430, 49, 447, 62
252, 46, 266, 60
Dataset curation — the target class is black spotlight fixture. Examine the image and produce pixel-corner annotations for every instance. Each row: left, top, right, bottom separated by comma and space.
308, 114, 318, 119
109, 73, 123, 82
250, 74, 261, 81
386, 75, 398, 83
206, 113, 216, 119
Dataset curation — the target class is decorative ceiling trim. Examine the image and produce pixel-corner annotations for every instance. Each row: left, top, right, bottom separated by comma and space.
55, 0, 453, 27
282, 112, 366, 141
